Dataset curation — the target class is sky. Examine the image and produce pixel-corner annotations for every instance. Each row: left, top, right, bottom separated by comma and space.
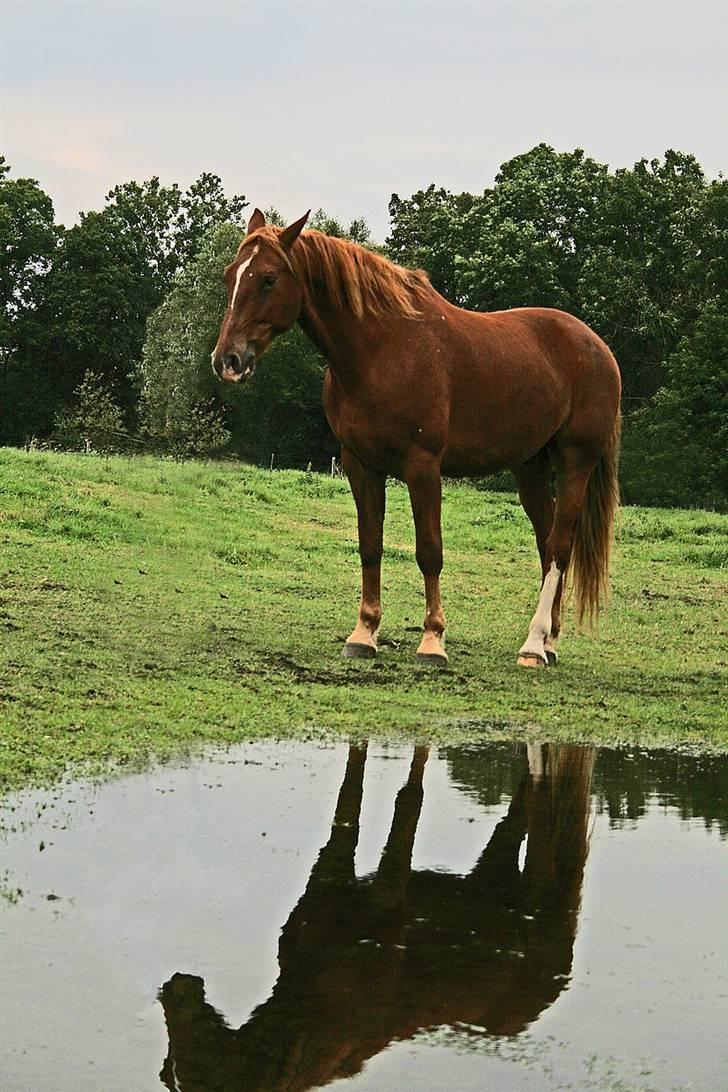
2, 0, 727, 240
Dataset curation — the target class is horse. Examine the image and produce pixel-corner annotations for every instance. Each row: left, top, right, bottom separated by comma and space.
159, 742, 595, 1091
212, 209, 621, 667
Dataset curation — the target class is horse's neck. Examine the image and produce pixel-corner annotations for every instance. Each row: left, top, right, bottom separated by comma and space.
297, 282, 365, 382
295, 243, 384, 387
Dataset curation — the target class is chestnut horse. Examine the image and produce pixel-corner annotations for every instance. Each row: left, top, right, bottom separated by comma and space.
212, 209, 621, 667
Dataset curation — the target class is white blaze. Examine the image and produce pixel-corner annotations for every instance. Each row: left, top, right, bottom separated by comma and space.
230, 245, 259, 311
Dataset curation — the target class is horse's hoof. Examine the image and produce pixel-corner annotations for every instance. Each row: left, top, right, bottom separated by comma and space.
342, 642, 377, 659
517, 653, 546, 669
545, 649, 558, 666
416, 651, 449, 668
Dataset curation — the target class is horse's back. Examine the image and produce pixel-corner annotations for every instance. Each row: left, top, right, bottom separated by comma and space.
455, 305, 619, 392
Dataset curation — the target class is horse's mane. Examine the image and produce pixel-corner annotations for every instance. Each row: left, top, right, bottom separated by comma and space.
245, 226, 431, 320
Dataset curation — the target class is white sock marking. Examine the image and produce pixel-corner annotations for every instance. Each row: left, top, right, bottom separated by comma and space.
527, 743, 546, 781
519, 560, 562, 661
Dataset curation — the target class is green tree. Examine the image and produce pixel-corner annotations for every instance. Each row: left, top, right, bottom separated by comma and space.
309, 208, 373, 245
38, 208, 160, 418
174, 172, 249, 268
23, 173, 247, 436
578, 150, 713, 399
621, 301, 728, 508
139, 221, 238, 453
0, 158, 58, 440
387, 185, 480, 301
456, 146, 608, 313
104, 173, 248, 288
54, 370, 127, 453
388, 149, 609, 310
387, 147, 725, 508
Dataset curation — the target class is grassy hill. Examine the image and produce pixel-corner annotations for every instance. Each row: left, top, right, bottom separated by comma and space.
1, 448, 726, 791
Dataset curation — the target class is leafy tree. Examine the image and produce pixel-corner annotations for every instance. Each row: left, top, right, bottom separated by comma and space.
491, 146, 608, 268
104, 173, 248, 288
139, 221, 239, 452
388, 149, 609, 310
235, 326, 336, 466
309, 208, 373, 245
140, 216, 338, 464
456, 146, 608, 313
20, 172, 247, 435
454, 216, 571, 312
387, 147, 725, 507
0, 158, 58, 440
621, 301, 728, 508
387, 148, 718, 395
702, 176, 728, 301
37, 208, 161, 418
578, 151, 713, 399
140, 220, 332, 463
54, 370, 127, 453
388, 185, 480, 301
174, 172, 249, 268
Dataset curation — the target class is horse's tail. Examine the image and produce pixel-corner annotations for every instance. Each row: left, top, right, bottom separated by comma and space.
571, 411, 621, 627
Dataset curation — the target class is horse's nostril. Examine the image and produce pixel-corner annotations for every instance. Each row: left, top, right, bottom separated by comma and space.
225, 352, 242, 373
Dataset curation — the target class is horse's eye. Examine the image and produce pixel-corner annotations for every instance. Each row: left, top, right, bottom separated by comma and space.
261, 274, 277, 290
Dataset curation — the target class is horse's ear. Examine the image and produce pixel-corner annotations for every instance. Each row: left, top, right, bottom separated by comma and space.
279, 210, 310, 251
247, 208, 266, 234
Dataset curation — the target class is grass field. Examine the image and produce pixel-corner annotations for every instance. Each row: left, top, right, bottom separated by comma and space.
1, 448, 726, 791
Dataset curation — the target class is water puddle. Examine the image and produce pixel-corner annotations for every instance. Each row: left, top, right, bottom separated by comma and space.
1, 741, 726, 1091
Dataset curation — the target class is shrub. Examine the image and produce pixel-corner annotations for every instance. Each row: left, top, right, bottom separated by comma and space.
54, 371, 128, 453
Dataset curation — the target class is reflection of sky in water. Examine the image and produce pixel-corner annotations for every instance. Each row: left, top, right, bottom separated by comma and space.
1, 742, 726, 1092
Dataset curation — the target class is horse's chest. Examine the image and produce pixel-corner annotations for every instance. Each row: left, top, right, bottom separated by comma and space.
327, 400, 404, 467
323, 376, 444, 472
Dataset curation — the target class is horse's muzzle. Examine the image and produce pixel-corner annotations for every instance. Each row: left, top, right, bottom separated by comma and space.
213, 344, 256, 384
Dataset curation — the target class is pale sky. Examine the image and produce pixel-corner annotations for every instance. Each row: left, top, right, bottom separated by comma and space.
2, 0, 727, 240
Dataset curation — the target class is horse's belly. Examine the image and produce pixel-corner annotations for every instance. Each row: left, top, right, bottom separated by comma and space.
441, 446, 512, 477
441, 419, 557, 477
441, 366, 567, 476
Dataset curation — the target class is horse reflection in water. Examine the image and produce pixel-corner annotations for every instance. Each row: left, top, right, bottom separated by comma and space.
160, 743, 594, 1091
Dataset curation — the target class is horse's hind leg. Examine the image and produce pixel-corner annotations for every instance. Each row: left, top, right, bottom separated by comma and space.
513, 453, 560, 666
517, 446, 597, 667
342, 447, 386, 659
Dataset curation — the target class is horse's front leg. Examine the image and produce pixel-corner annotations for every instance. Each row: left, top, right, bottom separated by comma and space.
342, 447, 386, 659
407, 459, 448, 666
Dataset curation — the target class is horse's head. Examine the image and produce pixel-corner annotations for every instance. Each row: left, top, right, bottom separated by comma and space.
212, 208, 310, 384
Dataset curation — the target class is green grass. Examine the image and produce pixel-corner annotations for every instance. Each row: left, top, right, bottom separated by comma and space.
1, 448, 726, 791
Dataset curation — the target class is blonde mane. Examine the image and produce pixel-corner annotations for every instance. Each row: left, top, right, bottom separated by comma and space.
244, 226, 431, 320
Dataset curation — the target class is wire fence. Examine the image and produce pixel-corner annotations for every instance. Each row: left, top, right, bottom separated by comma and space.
0, 433, 526, 493
0, 430, 347, 477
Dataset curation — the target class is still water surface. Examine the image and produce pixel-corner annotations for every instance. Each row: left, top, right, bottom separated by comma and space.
1, 741, 726, 1091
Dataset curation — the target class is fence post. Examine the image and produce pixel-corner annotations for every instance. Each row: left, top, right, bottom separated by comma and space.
270, 453, 275, 473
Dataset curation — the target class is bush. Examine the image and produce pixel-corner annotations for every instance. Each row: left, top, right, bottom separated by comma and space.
142, 400, 231, 459
54, 371, 128, 453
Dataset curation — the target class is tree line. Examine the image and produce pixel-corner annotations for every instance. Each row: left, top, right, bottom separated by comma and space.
1, 146, 725, 508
